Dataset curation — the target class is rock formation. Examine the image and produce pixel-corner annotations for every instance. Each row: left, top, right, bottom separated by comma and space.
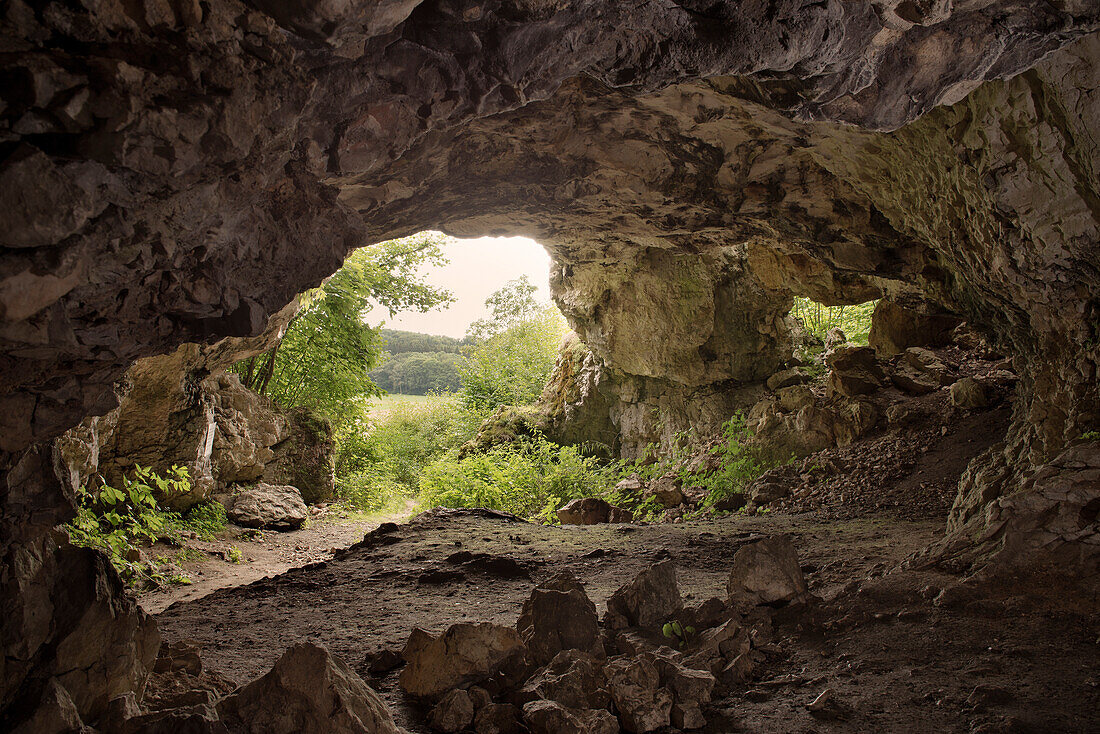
1, 0, 1099, 728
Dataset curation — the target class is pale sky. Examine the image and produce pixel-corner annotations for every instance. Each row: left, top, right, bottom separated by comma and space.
366, 235, 553, 338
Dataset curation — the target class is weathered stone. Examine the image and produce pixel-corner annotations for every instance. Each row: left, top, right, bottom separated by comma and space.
727, 535, 808, 606
519, 650, 610, 711
824, 344, 886, 398
227, 483, 307, 530
869, 298, 963, 357
670, 703, 706, 730
648, 476, 683, 508
823, 328, 848, 351
522, 700, 619, 734
766, 367, 812, 392
399, 623, 525, 700
604, 655, 673, 734
217, 643, 400, 734
775, 385, 815, 412
557, 498, 614, 525
10, 678, 87, 734
605, 560, 682, 630
429, 689, 474, 733
516, 574, 599, 666
473, 703, 523, 734
951, 377, 991, 409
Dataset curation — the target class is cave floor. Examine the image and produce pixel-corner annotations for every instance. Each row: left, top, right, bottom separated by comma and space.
155, 508, 1100, 733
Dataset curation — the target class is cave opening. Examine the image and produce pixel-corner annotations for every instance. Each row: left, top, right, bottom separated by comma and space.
1, 2, 1099, 731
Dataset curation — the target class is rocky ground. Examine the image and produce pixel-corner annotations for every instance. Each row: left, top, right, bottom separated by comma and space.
155, 507, 1100, 732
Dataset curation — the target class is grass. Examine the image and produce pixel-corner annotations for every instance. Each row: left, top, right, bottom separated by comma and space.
366, 393, 443, 413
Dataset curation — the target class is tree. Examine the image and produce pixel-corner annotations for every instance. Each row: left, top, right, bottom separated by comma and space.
459, 278, 568, 411
234, 232, 453, 421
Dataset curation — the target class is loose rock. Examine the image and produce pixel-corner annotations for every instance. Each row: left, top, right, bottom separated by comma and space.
399, 623, 526, 699
605, 560, 682, 629
227, 483, 307, 530
727, 535, 808, 606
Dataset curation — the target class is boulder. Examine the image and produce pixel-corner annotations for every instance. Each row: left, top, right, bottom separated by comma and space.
823, 327, 847, 351
399, 623, 525, 699
11, 678, 86, 734
473, 703, 524, 734
726, 535, 808, 606
522, 700, 620, 734
951, 377, 990, 409
429, 689, 474, 733
869, 297, 962, 357
775, 384, 815, 412
557, 497, 620, 525
519, 650, 610, 710
216, 643, 400, 734
227, 483, 307, 530
824, 344, 885, 397
891, 347, 952, 395
651, 653, 715, 707
766, 367, 812, 391
604, 655, 673, 733
647, 476, 683, 508
604, 560, 682, 630
516, 574, 599, 666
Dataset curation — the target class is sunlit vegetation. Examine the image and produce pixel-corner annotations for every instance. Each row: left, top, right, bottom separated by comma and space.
791, 297, 877, 345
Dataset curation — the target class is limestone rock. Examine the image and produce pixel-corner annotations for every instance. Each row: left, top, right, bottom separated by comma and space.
648, 476, 683, 508
604, 655, 673, 733
766, 367, 812, 391
605, 560, 682, 630
824, 344, 885, 397
11, 678, 87, 734
776, 384, 815, 412
399, 623, 525, 699
519, 650, 610, 711
216, 643, 400, 734
429, 688, 474, 733
869, 298, 962, 357
727, 535, 808, 606
522, 700, 619, 734
951, 377, 990, 409
556, 497, 631, 525
823, 328, 848, 351
516, 574, 600, 666
227, 483, 307, 530
473, 703, 523, 734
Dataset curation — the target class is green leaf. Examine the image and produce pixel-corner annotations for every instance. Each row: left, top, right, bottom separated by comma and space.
662, 622, 674, 639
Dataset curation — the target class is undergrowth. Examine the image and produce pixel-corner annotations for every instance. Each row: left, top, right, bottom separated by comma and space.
64, 465, 228, 589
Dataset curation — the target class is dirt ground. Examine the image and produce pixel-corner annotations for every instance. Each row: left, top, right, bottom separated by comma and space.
155, 508, 1100, 733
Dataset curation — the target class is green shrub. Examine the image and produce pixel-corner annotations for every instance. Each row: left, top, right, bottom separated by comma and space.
418, 436, 619, 523
182, 500, 227, 540
678, 413, 785, 513
65, 465, 194, 588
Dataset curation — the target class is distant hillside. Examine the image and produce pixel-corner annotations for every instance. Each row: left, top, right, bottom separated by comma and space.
379, 329, 469, 354
371, 330, 467, 394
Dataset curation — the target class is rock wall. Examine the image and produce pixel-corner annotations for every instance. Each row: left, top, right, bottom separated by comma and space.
1, 1, 1099, 728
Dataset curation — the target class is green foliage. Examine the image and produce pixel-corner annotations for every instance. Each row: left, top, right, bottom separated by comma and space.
1080, 430, 1100, 441
791, 297, 877, 345
370, 350, 461, 394
678, 413, 776, 512
379, 328, 467, 354
335, 395, 484, 511
232, 233, 454, 427
459, 280, 568, 411
183, 500, 227, 540
661, 620, 696, 649
417, 436, 620, 523
65, 466, 197, 588
226, 546, 242, 564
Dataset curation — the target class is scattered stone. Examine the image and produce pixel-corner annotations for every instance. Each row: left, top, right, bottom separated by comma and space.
766, 367, 812, 391
429, 688, 474, 733
474, 703, 524, 734
966, 684, 1014, 709
227, 483, 308, 530
399, 623, 526, 699
11, 678, 85, 734
216, 643, 400, 733
951, 377, 991, 409
520, 650, 611, 710
604, 655, 673, 733
468, 686, 493, 711
727, 535, 808, 606
516, 573, 600, 666
154, 640, 203, 676
648, 476, 683, 508
775, 384, 815, 411
522, 700, 620, 734
670, 702, 706, 730
806, 687, 845, 719
824, 344, 885, 397
823, 327, 847, 351
365, 649, 403, 676
557, 497, 631, 525
605, 560, 682, 629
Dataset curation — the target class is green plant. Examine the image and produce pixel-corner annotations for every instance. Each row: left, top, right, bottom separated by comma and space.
676, 413, 781, 513
791, 297, 877, 345
1080, 430, 1100, 441
65, 465, 194, 589
226, 546, 242, 564
661, 619, 697, 649
182, 500, 227, 540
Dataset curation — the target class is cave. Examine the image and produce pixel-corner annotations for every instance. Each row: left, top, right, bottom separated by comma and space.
2, 1, 1098, 731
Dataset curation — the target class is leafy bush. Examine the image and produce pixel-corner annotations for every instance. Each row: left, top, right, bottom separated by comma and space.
418, 436, 620, 523
334, 395, 484, 511
791, 297, 877, 345
677, 413, 777, 512
65, 465, 198, 588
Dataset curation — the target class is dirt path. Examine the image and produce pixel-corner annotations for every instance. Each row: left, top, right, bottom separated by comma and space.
139, 504, 414, 614
154, 509, 1100, 732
